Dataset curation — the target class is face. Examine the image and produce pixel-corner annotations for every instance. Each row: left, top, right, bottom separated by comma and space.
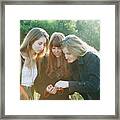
51, 46, 62, 58
62, 47, 77, 63
32, 37, 46, 53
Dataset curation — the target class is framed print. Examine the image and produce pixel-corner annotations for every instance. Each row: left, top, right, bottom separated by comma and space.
0, 0, 120, 119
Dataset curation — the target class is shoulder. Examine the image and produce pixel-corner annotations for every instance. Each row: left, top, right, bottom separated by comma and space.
21, 52, 28, 59
84, 52, 99, 61
78, 52, 100, 65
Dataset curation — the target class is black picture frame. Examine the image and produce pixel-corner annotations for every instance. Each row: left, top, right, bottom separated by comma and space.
0, 0, 119, 119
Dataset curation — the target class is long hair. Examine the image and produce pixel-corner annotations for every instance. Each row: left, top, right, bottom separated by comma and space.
61, 35, 99, 57
20, 27, 49, 68
47, 32, 69, 79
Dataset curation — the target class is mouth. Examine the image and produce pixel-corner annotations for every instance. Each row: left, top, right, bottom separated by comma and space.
35, 48, 44, 53
67, 59, 72, 63
54, 53, 60, 56
55, 55, 60, 58
39, 47, 44, 51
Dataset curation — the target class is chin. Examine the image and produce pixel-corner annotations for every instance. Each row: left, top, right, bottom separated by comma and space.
67, 60, 72, 63
55, 56, 60, 58
35, 51, 40, 54
68, 59, 75, 63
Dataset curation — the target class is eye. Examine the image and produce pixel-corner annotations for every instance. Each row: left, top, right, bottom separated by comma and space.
52, 47, 56, 49
38, 42, 42, 45
66, 52, 71, 55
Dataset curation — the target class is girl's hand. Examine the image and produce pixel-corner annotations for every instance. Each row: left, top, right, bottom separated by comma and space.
20, 85, 29, 100
55, 80, 69, 88
46, 84, 57, 94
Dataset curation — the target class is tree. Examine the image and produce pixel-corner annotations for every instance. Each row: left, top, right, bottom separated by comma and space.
75, 20, 100, 50
20, 20, 100, 50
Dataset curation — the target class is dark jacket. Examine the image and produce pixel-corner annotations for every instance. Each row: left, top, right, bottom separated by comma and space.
34, 56, 70, 100
69, 52, 100, 100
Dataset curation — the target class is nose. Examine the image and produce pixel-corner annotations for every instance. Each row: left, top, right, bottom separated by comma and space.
55, 48, 59, 53
38, 44, 44, 51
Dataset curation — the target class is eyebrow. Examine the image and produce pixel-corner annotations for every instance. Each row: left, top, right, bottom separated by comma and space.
66, 52, 71, 54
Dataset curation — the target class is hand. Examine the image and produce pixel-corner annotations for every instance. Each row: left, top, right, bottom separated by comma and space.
20, 85, 29, 100
55, 80, 69, 88
46, 84, 57, 94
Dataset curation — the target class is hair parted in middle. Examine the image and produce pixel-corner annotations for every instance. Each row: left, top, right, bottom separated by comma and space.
46, 32, 70, 79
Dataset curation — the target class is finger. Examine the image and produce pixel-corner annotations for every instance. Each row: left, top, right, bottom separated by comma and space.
55, 81, 60, 86
50, 87, 57, 94
55, 84, 61, 88
46, 86, 53, 92
55, 83, 59, 87
48, 84, 53, 88
47, 84, 53, 90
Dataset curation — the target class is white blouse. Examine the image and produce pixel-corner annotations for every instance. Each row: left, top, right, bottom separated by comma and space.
21, 58, 37, 87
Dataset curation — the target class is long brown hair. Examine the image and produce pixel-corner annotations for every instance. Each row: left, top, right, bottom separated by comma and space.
47, 32, 69, 79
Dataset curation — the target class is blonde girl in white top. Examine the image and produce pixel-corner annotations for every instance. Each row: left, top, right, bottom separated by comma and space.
20, 27, 49, 100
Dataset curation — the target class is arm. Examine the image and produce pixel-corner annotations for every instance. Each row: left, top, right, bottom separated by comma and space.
20, 85, 29, 100
34, 56, 50, 94
34, 56, 44, 94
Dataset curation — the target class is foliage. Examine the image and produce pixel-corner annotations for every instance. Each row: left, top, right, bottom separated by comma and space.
75, 20, 100, 50
20, 20, 100, 50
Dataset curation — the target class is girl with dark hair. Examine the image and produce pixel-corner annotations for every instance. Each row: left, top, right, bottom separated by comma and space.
34, 32, 70, 100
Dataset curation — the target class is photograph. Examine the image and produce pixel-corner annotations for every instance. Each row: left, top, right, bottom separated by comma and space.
1, 0, 118, 118
20, 20, 100, 100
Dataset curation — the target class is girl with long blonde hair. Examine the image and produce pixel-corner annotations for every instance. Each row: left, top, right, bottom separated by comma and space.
20, 27, 49, 100
55, 35, 100, 100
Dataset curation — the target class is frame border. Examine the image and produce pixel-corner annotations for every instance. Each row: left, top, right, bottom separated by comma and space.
0, 0, 119, 119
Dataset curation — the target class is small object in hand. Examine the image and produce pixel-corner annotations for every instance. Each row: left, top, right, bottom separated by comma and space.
46, 84, 54, 93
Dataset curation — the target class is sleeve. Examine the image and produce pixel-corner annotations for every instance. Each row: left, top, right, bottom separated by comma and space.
69, 53, 100, 94
21, 64, 33, 87
34, 56, 49, 94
